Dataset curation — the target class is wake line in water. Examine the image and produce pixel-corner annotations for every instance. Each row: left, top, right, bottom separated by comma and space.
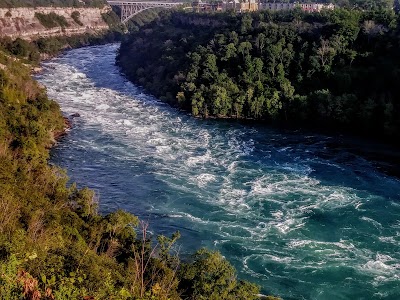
38, 44, 400, 300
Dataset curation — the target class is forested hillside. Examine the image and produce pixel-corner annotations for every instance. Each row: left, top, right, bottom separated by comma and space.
117, 9, 400, 141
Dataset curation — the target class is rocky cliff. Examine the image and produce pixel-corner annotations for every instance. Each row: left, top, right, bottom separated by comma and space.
0, 6, 111, 39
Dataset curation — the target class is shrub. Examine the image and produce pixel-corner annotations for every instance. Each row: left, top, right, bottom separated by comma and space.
71, 11, 83, 26
0, 34, 266, 300
178, 248, 260, 300
35, 12, 69, 29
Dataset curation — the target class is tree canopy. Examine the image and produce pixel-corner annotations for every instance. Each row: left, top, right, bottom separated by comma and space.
118, 8, 400, 141
0, 35, 265, 299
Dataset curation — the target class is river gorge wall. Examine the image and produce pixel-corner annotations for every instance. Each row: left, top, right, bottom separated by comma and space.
0, 6, 111, 40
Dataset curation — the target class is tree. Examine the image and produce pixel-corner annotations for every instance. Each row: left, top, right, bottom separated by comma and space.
238, 41, 252, 60
201, 54, 218, 83
240, 14, 253, 34
317, 39, 336, 71
221, 43, 237, 61
178, 249, 260, 300
255, 33, 266, 55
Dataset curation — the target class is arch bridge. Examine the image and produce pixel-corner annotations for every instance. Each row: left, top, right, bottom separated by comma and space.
107, 0, 185, 24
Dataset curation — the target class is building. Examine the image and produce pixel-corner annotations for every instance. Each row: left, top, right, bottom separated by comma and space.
224, 0, 258, 12
193, 0, 224, 12
261, 2, 334, 12
192, 1, 334, 13
259, 2, 296, 11
299, 3, 335, 12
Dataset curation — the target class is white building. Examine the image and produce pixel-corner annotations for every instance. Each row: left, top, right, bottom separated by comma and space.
259, 2, 296, 11
260, 2, 334, 12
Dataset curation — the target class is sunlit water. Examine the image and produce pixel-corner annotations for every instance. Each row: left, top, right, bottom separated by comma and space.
37, 44, 400, 300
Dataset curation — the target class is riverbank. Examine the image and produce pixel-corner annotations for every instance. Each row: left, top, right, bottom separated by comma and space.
0, 28, 269, 300
118, 9, 400, 142
43, 44, 400, 300
0, 1, 124, 63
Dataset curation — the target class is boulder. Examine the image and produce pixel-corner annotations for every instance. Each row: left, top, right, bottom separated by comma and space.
70, 112, 81, 118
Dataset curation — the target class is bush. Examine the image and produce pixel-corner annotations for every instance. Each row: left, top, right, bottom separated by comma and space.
35, 12, 69, 29
71, 11, 83, 26
178, 248, 260, 300
0, 31, 265, 300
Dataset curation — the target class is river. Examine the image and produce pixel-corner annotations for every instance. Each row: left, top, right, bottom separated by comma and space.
36, 44, 400, 300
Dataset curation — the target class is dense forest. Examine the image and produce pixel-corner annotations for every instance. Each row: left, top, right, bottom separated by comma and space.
117, 8, 400, 141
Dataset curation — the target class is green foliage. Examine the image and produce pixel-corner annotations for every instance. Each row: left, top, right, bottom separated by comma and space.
35, 12, 69, 29
71, 11, 83, 26
102, 10, 121, 27
125, 7, 164, 32
106, 209, 139, 240
118, 9, 400, 141
0, 31, 123, 63
179, 248, 260, 300
0, 39, 264, 299
0, 255, 22, 299
102, 10, 126, 33
4, 37, 34, 58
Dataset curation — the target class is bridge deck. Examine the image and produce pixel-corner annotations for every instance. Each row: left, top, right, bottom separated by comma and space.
107, 1, 183, 5
107, 0, 185, 23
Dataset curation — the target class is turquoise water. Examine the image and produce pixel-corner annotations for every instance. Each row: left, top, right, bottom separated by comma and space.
37, 44, 400, 299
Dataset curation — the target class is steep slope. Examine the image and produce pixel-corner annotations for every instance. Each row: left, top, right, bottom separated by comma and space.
0, 6, 111, 39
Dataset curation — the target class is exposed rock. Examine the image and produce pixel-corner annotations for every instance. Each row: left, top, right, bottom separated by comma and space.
70, 112, 81, 118
47, 116, 71, 147
0, 6, 111, 40
64, 116, 72, 129
32, 66, 42, 73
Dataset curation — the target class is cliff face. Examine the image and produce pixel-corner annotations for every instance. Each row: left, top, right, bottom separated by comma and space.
0, 6, 111, 39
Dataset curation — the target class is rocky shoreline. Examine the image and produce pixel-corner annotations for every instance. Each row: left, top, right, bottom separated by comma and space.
50, 112, 81, 146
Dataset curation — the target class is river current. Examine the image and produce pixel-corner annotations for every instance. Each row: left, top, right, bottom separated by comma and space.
37, 44, 400, 299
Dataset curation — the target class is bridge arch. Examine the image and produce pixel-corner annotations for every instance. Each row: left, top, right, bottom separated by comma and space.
107, 1, 185, 24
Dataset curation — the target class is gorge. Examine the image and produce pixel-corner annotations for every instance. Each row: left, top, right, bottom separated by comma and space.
1, 3, 400, 299
0, 6, 111, 39
38, 43, 400, 300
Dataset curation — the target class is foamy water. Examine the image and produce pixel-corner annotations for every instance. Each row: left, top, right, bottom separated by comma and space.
37, 44, 400, 299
